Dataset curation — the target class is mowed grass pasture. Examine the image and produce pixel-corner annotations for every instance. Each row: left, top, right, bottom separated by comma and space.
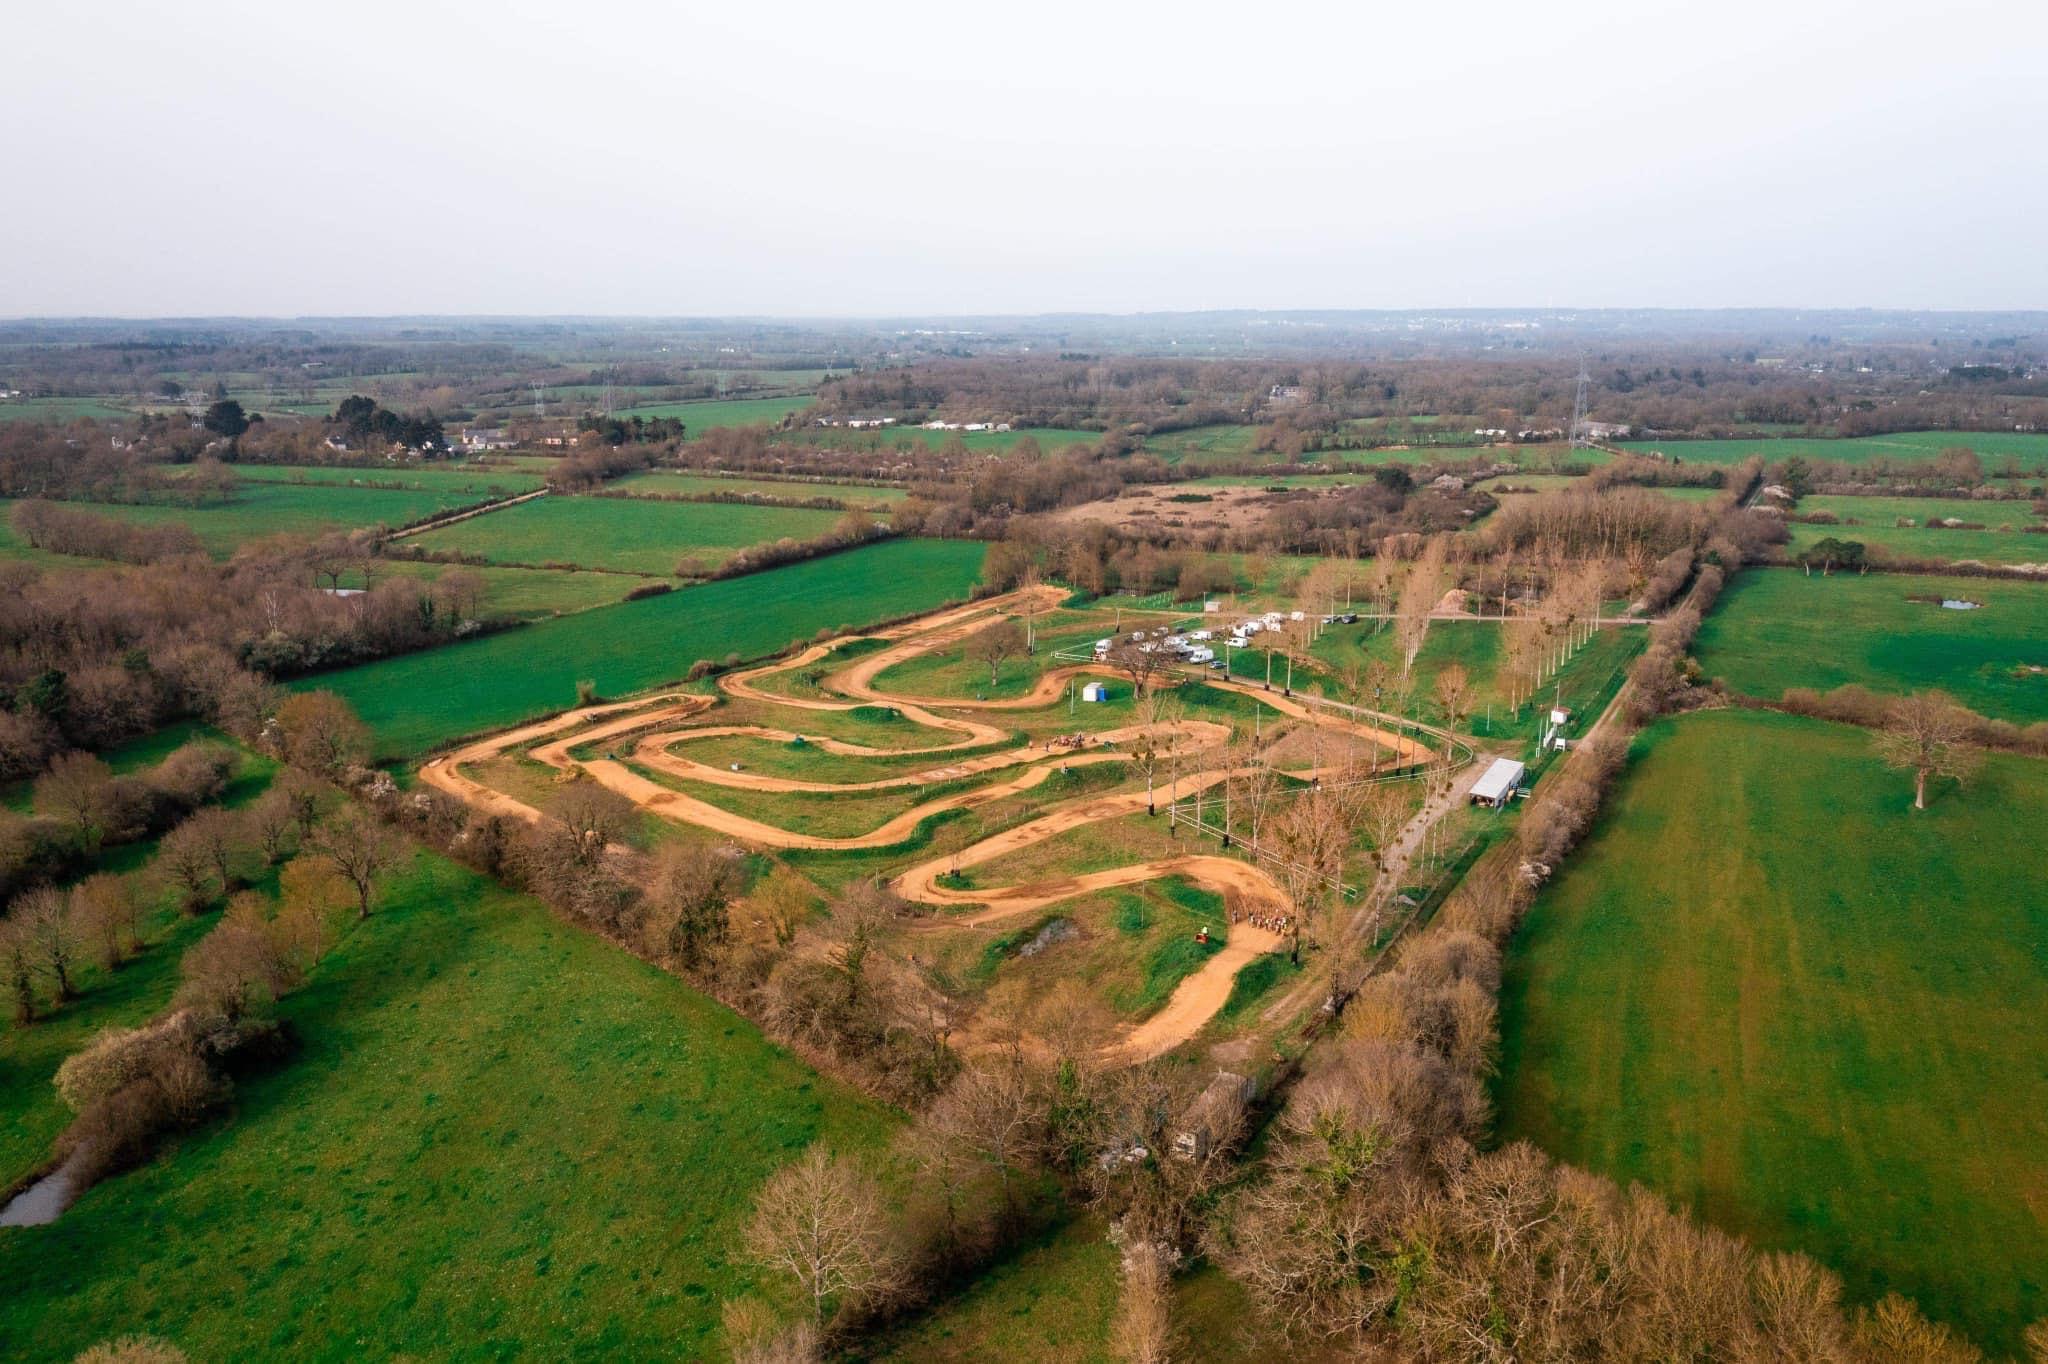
1693, 568, 2048, 723
1787, 494, 2048, 567
1617, 429, 2048, 469
405, 494, 845, 576
1494, 710, 2048, 1352
0, 850, 891, 1362
302, 537, 988, 758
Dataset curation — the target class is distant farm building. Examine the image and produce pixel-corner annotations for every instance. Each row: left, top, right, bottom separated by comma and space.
460, 427, 515, 452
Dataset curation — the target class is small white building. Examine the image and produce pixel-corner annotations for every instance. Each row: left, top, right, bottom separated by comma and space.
1081, 682, 1108, 703
1469, 758, 1527, 809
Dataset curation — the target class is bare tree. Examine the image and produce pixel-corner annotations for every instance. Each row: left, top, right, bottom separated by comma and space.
280, 770, 325, 843
1393, 536, 1449, 679
36, 750, 115, 843
1270, 785, 1352, 969
968, 619, 1028, 689
644, 841, 744, 972
17, 885, 79, 1001
246, 786, 299, 865
923, 1055, 1048, 1214
1874, 690, 1982, 810
1111, 1236, 1178, 1364
745, 1145, 905, 1325
71, 873, 139, 970
276, 855, 349, 969
435, 567, 488, 622
274, 691, 370, 778
1432, 663, 1472, 756
311, 806, 401, 919
1130, 690, 1181, 816
180, 805, 247, 896
157, 814, 223, 913
547, 780, 639, 865
1107, 638, 1171, 696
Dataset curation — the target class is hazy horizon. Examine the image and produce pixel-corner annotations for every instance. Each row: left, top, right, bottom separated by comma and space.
6, 0, 2044, 317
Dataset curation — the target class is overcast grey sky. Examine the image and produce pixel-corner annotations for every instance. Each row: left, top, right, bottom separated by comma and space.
4, 0, 2043, 316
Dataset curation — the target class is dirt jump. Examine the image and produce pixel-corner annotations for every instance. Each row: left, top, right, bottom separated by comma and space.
418, 587, 1443, 1060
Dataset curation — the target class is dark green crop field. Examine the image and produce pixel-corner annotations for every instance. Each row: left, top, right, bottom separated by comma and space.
1692, 568, 2048, 723
302, 537, 988, 758
1495, 709, 2048, 1353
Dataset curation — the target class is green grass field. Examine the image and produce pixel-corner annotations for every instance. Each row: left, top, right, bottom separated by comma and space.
0, 849, 891, 1362
1788, 494, 2048, 567
301, 538, 988, 758
0, 398, 136, 423
612, 394, 816, 428
232, 463, 546, 495
1693, 568, 2048, 722
608, 472, 907, 505
1495, 710, 2048, 1353
1617, 430, 2048, 469
406, 495, 844, 576
367, 561, 639, 617
10, 484, 506, 559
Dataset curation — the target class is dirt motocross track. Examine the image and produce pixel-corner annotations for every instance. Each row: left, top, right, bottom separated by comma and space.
421, 587, 1434, 1059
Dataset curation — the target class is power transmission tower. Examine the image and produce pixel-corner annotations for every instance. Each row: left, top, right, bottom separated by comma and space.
1567, 353, 1592, 449
531, 384, 544, 420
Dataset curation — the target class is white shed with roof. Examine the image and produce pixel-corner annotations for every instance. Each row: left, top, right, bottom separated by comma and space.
1469, 758, 1526, 808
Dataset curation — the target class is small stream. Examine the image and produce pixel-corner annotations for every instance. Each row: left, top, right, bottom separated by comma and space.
0, 1152, 86, 1227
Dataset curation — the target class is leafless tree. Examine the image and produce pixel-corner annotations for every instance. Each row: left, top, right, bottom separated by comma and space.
644, 841, 744, 972
1107, 638, 1171, 696
71, 873, 139, 970
1432, 663, 1472, 756
157, 814, 223, 913
1874, 690, 1982, 810
17, 885, 79, 1001
1111, 1235, 1178, 1364
246, 786, 299, 865
745, 1145, 905, 1325
1130, 689, 1181, 816
1394, 536, 1449, 678
547, 780, 639, 865
274, 691, 370, 778
923, 1055, 1048, 1214
180, 805, 246, 896
36, 750, 115, 843
968, 619, 1028, 689
311, 806, 400, 919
